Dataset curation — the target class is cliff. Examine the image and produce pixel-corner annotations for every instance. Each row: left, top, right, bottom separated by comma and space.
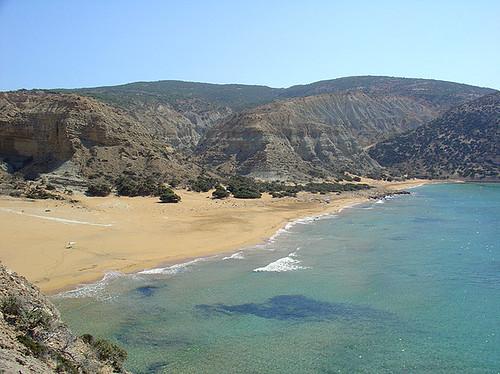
0, 91, 200, 186
196, 91, 439, 179
0, 264, 128, 373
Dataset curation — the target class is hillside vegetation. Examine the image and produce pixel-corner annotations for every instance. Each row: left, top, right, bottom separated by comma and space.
369, 92, 500, 180
0, 76, 497, 188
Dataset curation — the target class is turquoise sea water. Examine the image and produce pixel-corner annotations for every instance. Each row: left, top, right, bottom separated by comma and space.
55, 184, 500, 373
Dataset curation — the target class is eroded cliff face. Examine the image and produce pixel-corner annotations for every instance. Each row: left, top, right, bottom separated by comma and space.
196, 92, 439, 179
0, 92, 200, 185
0, 264, 128, 373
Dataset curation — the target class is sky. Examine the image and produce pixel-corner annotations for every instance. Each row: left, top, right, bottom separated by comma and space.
1, 0, 499, 91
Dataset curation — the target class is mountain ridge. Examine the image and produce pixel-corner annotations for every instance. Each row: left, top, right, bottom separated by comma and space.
0, 76, 497, 187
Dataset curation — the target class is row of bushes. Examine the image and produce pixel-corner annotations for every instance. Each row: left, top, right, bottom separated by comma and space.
86, 174, 371, 201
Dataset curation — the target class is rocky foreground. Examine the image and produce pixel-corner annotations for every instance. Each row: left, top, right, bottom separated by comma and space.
0, 264, 128, 373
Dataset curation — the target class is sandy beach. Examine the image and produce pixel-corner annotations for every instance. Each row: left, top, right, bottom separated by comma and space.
0, 179, 430, 294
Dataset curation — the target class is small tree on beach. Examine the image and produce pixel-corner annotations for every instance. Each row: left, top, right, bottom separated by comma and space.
86, 182, 111, 197
212, 184, 230, 199
159, 186, 181, 203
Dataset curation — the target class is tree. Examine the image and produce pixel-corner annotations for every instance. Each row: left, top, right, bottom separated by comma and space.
159, 186, 181, 203
86, 182, 111, 197
188, 176, 218, 192
212, 184, 230, 199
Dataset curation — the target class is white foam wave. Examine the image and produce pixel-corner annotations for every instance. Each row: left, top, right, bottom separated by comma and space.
138, 257, 209, 275
253, 249, 309, 273
375, 199, 385, 204
267, 213, 339, 243
56, 271, 123, 299
406, 183, 425, 190
222, 252, 245, 260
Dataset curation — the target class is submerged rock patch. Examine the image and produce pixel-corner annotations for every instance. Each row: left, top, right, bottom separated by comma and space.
196, 295, 392, 321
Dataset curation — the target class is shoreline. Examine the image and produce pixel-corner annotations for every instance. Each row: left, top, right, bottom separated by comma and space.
0, 179, 435, 295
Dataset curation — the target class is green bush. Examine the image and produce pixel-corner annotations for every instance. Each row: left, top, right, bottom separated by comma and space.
115, 176, 162, 197
1, 296, 24, 327
227, 176, 262, 199
1, 296, 51, 333
188, 176, 218, 192
17, 335, 47, 358
169, 178, 180, 188
303, 182, 371, 194
92, 338, 128, 372
212, 185, 230, 199
81, 333, 95, 345
232, 188, 262, 199
54, 352, 79, 374
86, 182, 111, 197
159, 187, 181, 203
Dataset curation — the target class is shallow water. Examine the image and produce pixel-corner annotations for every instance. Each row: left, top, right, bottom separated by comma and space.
55, 183, 500, 373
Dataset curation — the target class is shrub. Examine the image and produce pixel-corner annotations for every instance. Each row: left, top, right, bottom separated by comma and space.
54, 352, 79, 374
25, 186, 61, 200
232, 188, 262, 199
81, 333, 95, 345
17, 335, 47, 358
169, 178, 180, 188
86, 182, 111, 197
115, 176, 162, 197
227, 176, 262, 199
212, 185, 230, 199
1, 296, 51, 333
159, 187, 181, 203
188, 176, 218, 192
92, 338, 128, 371
1, 296, 23, 323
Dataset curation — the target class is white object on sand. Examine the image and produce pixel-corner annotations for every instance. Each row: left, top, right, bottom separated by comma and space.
65, 241, 76, 249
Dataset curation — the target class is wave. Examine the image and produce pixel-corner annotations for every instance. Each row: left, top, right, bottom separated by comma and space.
138, 257, 210, 275
55, 257, 214, 298
222, 252, 245, 260
253, 248, 310, 273
56, 271, 123, 299
267, 213, 339, 243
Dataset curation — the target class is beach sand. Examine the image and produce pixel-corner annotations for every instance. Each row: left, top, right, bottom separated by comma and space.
0, 179, 430, 294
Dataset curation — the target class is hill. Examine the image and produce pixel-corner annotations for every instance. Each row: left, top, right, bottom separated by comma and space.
281, 76, 494, 109
0, 76, 496, 187
0, 91, 200, 186
195, 91, 439, 179
369, 92, 500, 180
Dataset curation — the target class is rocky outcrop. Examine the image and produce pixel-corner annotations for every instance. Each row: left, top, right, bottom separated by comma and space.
0, 264, 128, 373
369, 92, 500, 180
0, 91, 201, 186
196, 91, 439, 180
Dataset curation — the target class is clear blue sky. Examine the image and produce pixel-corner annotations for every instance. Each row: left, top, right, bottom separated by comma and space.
1, 0, 499, 91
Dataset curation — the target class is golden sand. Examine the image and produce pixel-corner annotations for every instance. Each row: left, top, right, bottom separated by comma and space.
0, 179, 430, 294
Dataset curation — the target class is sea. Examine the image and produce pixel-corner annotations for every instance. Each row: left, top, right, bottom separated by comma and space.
54, 183, 500, 373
